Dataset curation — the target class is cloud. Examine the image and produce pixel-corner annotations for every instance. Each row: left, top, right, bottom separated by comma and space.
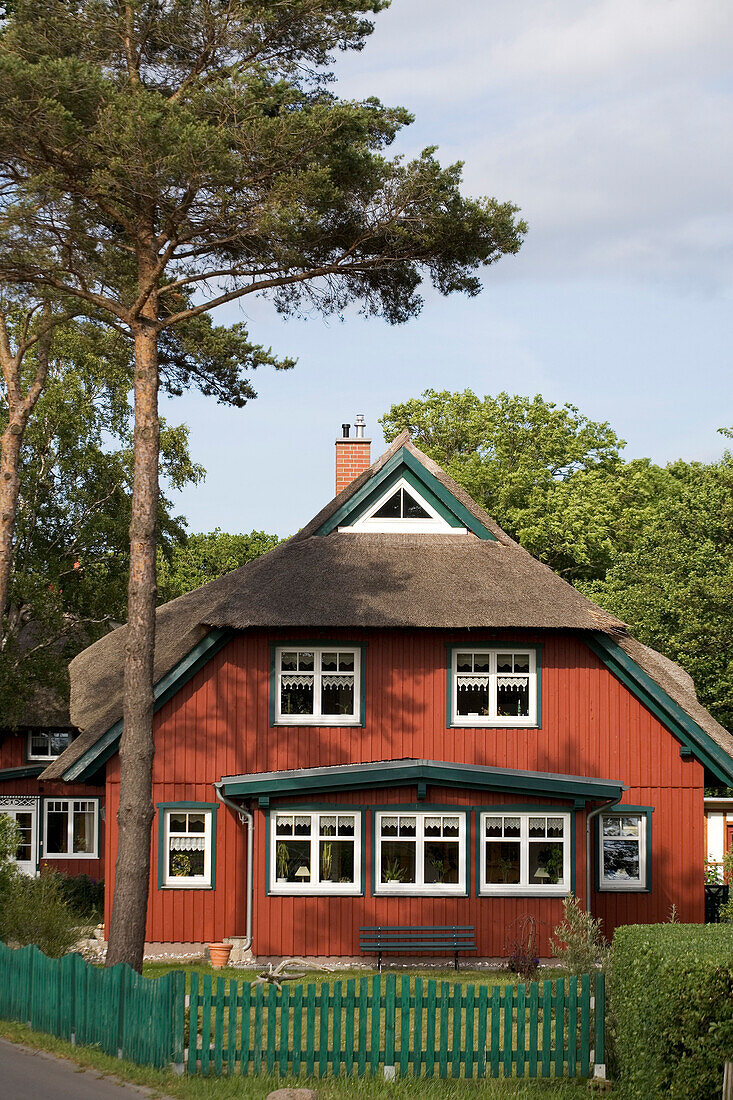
335, 0, 733, 290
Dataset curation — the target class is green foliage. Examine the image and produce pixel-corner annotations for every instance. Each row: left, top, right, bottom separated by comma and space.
157, 529, 280, 602
608, 924, 733, 1099
582, 450, 733, 729
0, 871, 88, 956
0, 813, 21, 906
549, 895, 608, 974
41, 871, 104, 918
0, 316, 205, 724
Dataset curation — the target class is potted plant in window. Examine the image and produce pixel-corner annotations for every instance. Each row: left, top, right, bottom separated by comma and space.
276, 842, 290, 883
383, 857, 406, 883
320, 842, 333, 882
170, 852, 191, 877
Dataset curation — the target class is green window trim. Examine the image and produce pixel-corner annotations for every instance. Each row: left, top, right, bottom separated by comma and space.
370, 804, 471, 898
316, 446, 496, 540
473, 805, 575, 897
157, 801, 218, 891
269, 641, 367, 728
446, 643, 543, 729
594, 805, 653, 894
264, 805, 367, 897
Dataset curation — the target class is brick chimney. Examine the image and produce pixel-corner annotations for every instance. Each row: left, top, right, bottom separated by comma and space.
335, 415, 371, 494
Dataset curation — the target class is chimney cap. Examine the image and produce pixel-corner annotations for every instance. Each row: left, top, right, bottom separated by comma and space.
341, 423, 351, 438
355, 414, 366, 439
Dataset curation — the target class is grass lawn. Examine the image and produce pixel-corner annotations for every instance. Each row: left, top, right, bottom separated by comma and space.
0, 1018, 591, 1098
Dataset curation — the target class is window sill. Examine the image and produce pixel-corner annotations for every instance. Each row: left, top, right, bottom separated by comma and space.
269, 886, 362, 897
597, 884, 649, 893
160, 882, 214, 890
450, 721, 540, 729
273, 717, 362, 727
374, 887, 467, 897
479, 888, 570, 898
42, 852, 98, 860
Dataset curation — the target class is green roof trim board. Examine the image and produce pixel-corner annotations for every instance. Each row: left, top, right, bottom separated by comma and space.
0, 765, 44, 781
216, 759, 626, 803
316, 447, 497, 540
62, 627, 233, 782
586, 633, 733, 787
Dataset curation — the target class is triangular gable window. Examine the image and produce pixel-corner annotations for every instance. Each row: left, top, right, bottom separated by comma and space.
373, 487, 430, 520
340, 476, 466, 534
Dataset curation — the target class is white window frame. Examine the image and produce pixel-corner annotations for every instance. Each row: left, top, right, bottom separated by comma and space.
341, 476, 466, 534
479, 811, 571, 897
375, 811, 467, 896
161, 808, 214, 889
598, 812, 648, 892
269, 810, 362, 895
43, 798, 98, 860
274, 645, 362, 726
27, 729, 73, 762
451, 647, 538, 727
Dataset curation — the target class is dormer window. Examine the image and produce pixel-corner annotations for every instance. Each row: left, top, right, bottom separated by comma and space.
340, 476, 466, 534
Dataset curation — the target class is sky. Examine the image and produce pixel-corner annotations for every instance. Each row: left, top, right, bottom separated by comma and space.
167, 0, 733, 539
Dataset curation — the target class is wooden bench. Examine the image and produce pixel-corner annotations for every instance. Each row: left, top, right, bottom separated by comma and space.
359, 925, 476, 971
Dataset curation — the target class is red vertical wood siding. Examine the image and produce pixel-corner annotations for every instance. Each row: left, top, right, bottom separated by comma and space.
113, 629, 705, 950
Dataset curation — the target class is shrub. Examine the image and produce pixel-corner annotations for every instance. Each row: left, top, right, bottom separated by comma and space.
550, 894, 608, 973
608, 924, 733, 1099
40, 870, 104, 918
0, 872, 91, 957
504, 914, 539, 978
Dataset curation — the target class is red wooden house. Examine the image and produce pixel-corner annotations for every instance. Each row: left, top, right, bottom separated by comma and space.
42, 426, 733, 958
0, 678, 104, 881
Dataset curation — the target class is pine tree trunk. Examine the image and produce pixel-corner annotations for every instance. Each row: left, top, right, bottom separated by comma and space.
0, 420, 23, 623
106, 277, 160, 972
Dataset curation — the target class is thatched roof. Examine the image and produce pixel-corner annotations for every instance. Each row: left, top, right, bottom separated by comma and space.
42, 433, 733, 780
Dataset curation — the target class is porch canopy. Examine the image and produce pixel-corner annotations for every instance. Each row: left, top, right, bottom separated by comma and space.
216, 758, 626, 806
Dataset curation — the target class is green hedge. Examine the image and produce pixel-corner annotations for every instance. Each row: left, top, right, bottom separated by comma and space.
609, 924, 733, 1098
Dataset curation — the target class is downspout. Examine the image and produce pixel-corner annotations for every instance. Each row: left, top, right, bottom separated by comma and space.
585, 794, 624, 913
215, 785, 254, 952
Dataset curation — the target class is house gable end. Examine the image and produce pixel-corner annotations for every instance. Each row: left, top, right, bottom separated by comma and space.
316, 446, 497, 540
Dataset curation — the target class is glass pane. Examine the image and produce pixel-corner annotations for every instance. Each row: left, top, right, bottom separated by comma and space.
514, 653, 530, 673
497, 677, 530, 717
424, 816, 442, 837
399, 817, 416, 837
381, 840, 416, 884
281, 677, 314, 716
497, 654, 513, 672
373, 489, 402, 519
14, 812, 33, 862
321, 677, 354, 716
321, 652, 338, 671
443, 817, 460, 836
298, 651, 314, 671
72, 805, 95, 854
504, 817, 521, 837
474, 653, 490, 672
281, 651, 298, 671
485, 816, 502, 838
456, 683, 489, 716
320, 815, 337, 836
169, 813, 187, 832
603, 839, 640, 881
381, 816, 398, 837
30, 732, 50, 756
294, 815, 311, 836
424, 841, 459, 884
169, 847, 204, 878
529, 841, 564, 885
547, 818, 565, 838
275, 815, 293, 836
603, 817, 621, 836
320, 839, 354, 883
338, 652, 355, 671
338, 816, 355, 836
187, 813, 205, 833
276, 839, 310, 882
46, 807, 68, 854
456, 653, 473, 672
529, 817, 546, 838
620, 817, 640, 837
403, 489, 430, 519
485, 841, 521, 884
49, 731, 71, 756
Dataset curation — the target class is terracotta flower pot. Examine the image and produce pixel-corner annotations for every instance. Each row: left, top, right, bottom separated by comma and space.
208, 942, 232, 969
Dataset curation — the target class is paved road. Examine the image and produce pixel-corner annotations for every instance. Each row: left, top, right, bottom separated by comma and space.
0, 1038, 174, 1099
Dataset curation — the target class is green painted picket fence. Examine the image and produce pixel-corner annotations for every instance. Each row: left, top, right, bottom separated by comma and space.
187, 971, 605, 1079
0, 942, 184, 1068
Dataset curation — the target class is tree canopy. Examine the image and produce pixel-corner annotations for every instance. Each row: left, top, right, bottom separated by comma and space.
158, 528, 280, 603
